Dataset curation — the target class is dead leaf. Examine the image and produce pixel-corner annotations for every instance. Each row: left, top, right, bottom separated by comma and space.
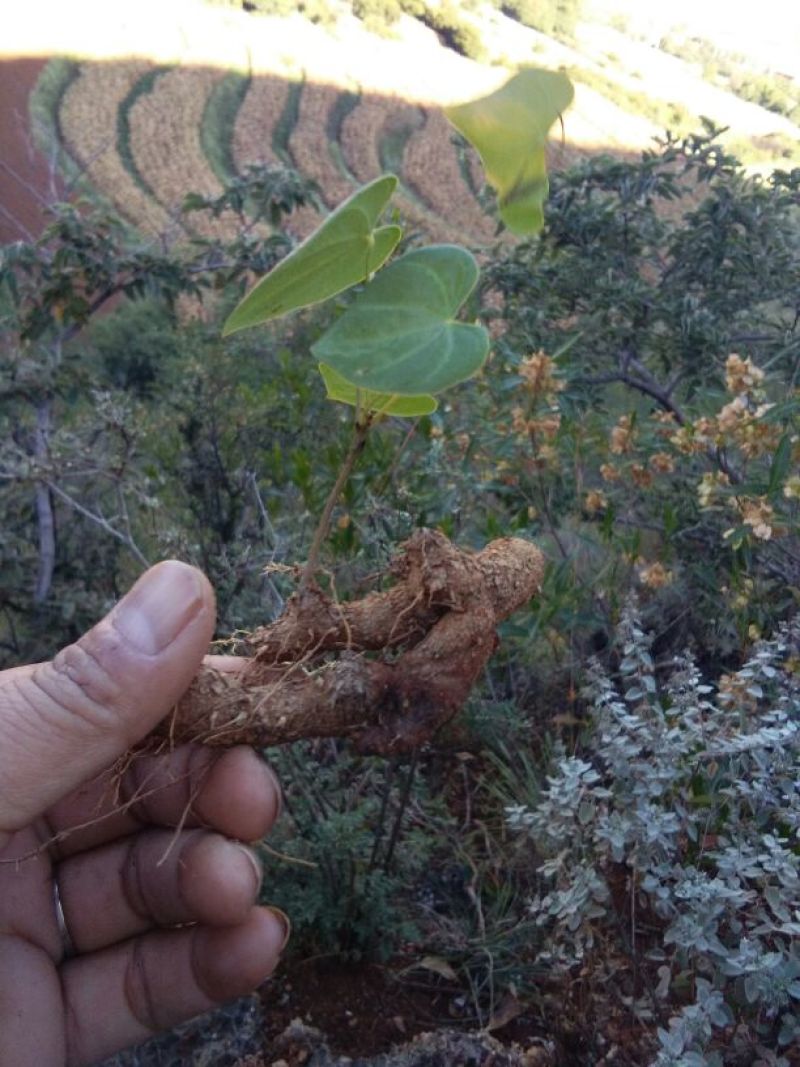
416, 955, 459, 981
486, 989, 526, 1032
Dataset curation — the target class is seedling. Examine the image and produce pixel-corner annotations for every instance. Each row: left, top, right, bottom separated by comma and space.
161, 67, 572, 753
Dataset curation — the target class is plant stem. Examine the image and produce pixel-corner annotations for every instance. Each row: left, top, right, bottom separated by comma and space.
300, 414, 372, 591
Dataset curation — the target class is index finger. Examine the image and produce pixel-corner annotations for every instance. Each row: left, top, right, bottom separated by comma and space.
43, 743, 282, 859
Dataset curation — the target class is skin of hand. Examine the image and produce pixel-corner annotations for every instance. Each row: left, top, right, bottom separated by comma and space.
0, 561, 288, 1067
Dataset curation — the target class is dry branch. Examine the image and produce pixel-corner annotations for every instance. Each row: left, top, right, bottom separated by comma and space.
163, 530, 544, 755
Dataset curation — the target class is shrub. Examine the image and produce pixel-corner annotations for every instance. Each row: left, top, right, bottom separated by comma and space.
201, 70, 251, 185
508, 600, 800, 1064
410, 2, 487, 62
472, 131, 800, 665
27, 56, 81, 177
116, 67, 170, 200
262, 744, 434, 960
351, 0, 404, 33
500, 0, 583, 41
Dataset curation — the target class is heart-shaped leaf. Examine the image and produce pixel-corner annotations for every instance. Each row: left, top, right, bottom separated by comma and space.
311, 245, 489, 395
222, 174, 401, 336
319, 363, 437, 416
445, 68, 574, 235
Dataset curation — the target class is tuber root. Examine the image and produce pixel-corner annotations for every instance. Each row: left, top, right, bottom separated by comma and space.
161, 529, 544, 755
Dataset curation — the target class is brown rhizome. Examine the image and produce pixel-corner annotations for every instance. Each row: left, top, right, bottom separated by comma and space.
161, 529, 544, 755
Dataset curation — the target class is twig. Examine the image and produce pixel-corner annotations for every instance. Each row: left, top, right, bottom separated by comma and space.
300, 414, 372, 591
45, 480, 150, 568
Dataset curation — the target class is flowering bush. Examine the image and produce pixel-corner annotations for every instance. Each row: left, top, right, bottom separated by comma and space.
462, 131, 800, 663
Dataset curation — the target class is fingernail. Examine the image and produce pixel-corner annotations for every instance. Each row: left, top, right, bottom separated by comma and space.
235, 845, 263, 896
265, 906, 291, 952
261, 761, 284, 822
112, 561, 205, 655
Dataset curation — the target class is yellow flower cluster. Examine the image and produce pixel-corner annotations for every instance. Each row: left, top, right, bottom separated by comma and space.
725, 353, 765, 395
510, 352, 563, 468
637, 560, 673, 589
649, 452, 675, 474
584, 489, 607, 515
736, 496, 776, 541
609, 414, 635, 455
518, 351, 565, 400
630, 463, 653, 488
697, 471, 730, 508
668, 352, 786, 468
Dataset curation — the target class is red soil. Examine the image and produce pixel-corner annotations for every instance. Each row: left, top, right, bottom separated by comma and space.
0, 56, 65, 244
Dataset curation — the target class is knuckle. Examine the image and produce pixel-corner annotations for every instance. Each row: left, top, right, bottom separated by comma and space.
124, 938, 164, 1034
33, 632, 127, 735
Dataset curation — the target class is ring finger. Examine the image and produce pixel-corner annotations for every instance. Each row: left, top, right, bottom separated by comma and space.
55, 828, 263, 954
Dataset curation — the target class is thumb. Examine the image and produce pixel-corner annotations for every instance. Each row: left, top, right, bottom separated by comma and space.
0, 561, 215, 837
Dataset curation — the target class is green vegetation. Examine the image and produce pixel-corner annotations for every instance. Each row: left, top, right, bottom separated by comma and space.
377, 108, 424, 173
326, 89, 361, 183
272, 79, 303, 162
498, 0, 583, 41
27, 56, 81, 176
659, 33, 800, 124
413, 2, 487, 62
570, 65, 696, 136
206, 0, 339, 23
116, 67, 171, 200
2, 64, 800, 1061
200, 70, 251, 185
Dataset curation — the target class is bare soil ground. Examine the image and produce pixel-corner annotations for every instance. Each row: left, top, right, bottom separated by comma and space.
0, 57, 64, 243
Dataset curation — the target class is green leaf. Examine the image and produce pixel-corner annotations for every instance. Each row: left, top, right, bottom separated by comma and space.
311, 245, 489, 395
318, 363, 437, 416
767, 433, 792, 496
222, 174, 401, 335
445, 67, 574, 235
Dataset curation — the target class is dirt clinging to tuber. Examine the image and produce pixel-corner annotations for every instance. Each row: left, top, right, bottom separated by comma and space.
163, 530, 544, 755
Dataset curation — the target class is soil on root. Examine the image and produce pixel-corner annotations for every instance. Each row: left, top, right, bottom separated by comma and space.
161, 530, 544, 756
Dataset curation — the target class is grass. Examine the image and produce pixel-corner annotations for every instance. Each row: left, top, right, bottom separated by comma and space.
570, 66, 697, 137
377, 108, 425, 173
571, 64, 799, 168
272, 78, 304, 163
326, 89, 361, 184
117, 67, 171, 201
27, 57, 83, 183
201, 69, 251, 185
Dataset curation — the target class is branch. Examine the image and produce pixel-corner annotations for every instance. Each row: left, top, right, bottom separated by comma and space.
577, 355, 743, 485
300, 415, 372, 591
45, 481, 150, 568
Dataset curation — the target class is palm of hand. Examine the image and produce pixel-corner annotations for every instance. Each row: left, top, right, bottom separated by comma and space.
0, 742, 283, 1066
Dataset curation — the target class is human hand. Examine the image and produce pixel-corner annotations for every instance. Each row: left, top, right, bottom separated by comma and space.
0, 561, 288, 1066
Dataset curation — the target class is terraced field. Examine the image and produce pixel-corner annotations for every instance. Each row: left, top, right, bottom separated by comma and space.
403, 108, 496, 243
58, 60, 172, 235
128, 67, 235, 240
38, 59, 507, 246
